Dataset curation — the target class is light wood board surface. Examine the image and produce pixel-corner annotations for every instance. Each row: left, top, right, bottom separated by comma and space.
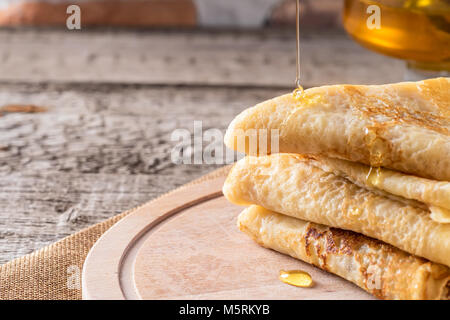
82, 175, 374, 300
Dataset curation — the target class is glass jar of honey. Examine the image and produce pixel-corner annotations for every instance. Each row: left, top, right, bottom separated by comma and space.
343, 0, 450, 79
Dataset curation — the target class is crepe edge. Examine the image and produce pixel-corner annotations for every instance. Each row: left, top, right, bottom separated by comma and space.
224, 154, 450, 267
309, 156, 450, 223
237, 205, 450, 300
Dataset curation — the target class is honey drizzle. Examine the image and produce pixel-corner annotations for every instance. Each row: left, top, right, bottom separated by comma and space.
366, 166, 383, 187
279, 270, 313, 288
363, 127, 386, 167
293, 0, 304, 99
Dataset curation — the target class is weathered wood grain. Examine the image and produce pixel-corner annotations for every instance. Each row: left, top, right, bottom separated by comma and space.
0, 171, 192, 262
0, 29, 404, 87
0, 83, 285, 174
0, 83, 285, 263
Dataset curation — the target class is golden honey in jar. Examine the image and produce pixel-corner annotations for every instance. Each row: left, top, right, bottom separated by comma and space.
343, 0, 450, 74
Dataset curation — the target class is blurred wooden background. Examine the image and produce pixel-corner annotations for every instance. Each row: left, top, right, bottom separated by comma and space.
0, 0, 343, 28
0, 0, 404, 264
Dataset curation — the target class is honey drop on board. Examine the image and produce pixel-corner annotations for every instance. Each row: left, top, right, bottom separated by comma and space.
279, 270, 313, 288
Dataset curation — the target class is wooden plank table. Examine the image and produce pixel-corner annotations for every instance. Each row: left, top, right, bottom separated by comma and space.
0, 28, 403, 264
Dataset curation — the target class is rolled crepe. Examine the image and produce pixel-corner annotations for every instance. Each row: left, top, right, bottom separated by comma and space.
238, 205, 450, 300
223, 154, 450, 267
224, 77, 450, 181
309, 155, 450, 223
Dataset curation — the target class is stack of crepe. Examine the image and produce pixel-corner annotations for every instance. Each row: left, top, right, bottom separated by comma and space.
222, 77, 450, 300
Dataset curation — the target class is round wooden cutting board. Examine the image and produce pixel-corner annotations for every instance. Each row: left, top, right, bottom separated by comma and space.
82, 172, 374, 300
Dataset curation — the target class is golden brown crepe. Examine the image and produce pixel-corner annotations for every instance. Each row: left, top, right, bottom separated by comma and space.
308, 155, 450, 223
224, 77, 450, 181
238, 205, 450, 300
223, 154, 450, 267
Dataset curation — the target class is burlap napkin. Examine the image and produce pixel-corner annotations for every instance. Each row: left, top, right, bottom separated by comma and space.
0, 166, 230, 300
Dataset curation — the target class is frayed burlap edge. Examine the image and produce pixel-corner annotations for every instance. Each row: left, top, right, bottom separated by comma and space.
0, 166, 231, 300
